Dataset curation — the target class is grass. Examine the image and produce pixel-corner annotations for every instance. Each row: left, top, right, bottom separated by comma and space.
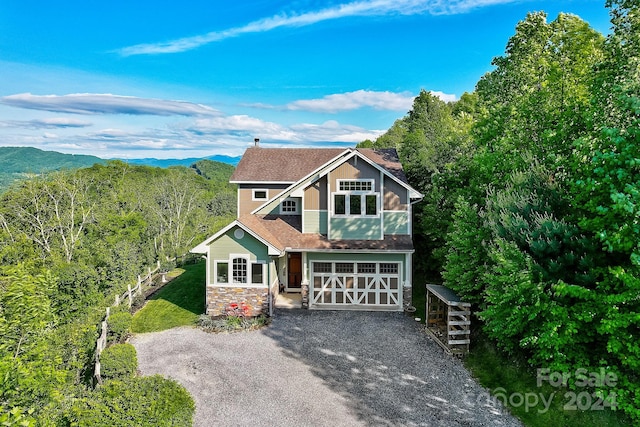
464, 335, 630, 427
131, 262, 206, 333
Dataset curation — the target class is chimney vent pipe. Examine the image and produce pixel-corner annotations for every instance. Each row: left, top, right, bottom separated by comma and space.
254, 138, 260, 147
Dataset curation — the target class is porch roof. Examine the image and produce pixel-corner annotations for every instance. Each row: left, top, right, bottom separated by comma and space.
237, 214, 414, 252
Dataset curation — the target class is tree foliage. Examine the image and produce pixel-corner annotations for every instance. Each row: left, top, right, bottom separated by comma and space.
0, 159, 234, 423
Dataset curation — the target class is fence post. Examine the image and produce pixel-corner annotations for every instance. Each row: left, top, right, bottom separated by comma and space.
115, 294, 120, 306
147, 267, 152, 286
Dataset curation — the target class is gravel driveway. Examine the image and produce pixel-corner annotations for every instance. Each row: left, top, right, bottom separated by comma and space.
131, 310, 522, 427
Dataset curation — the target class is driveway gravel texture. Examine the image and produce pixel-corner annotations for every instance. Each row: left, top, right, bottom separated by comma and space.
131, 309, 522, 427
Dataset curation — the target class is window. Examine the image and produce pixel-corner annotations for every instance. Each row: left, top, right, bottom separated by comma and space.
313, 262, 332, 273
217, 262, 228, 283
232, 257, 247, 283
357, 263, 376, 274
251, 264, 263, 284
349, 195, 361, 215
380, 263, 399, 274
215, 256, 266, 286
339, 180, 372, 192
280, 198, 298, 214
252, 189, 268, 201
335, 263, 354, 273
334, 194, 346, 215
365, 195, 377, 216
334, 193, 379, 216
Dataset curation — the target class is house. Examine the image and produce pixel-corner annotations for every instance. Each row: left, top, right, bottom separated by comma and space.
191, 141, 423, 317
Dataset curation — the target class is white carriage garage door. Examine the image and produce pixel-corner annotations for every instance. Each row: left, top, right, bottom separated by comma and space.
310, 261, 402, 309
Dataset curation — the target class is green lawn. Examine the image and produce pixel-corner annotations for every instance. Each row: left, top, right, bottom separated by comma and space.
131, 262, 206, 333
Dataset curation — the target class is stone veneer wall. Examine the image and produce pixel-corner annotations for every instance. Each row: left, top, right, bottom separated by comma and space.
403, 284, 413, 310
206, 285, 269, 318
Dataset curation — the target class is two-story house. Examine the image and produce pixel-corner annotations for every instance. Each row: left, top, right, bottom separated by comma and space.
191, 142, 423, 317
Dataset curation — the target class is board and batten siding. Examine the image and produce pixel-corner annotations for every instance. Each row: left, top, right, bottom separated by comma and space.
328, 158, 380, 192
383, 176, 408, 210
304, 176, 328, 210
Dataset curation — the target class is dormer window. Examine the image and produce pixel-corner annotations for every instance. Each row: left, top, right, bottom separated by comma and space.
280, 198, 299, 215
333, 179, 379, 217
252, 189, 268, 201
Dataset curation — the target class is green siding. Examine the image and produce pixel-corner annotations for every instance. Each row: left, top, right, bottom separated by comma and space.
383, 211, 409, 235
330, 217, 381, 240
304, 210, 328, 234
208, 226, 269, 262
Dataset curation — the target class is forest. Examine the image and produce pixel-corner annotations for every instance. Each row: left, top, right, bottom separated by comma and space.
0, 159, 235, 425
1, 0, 639, 425
359, 0, 640, 421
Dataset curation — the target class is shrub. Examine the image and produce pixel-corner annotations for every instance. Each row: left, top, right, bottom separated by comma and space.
108, 311, 133, 344
67, 375, 194, 426
100, 343, 137, 380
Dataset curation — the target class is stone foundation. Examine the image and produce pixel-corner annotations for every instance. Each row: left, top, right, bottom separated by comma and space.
206, 285, 269, 317
403, 284, 413, 310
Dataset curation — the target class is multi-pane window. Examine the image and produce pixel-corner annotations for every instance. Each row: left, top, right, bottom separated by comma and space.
313, 262, 332, 273
335, 263, 354, 273
339, 180, 372, 192
357, 263, 376, 274
216, 257, 265, 286
380, 263, 399, 274
232, 257, 247, 283
333, 180, 379, 217
280, 198, 298, 214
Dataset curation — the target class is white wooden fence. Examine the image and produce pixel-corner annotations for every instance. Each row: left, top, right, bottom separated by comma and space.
94, 261, 162, 384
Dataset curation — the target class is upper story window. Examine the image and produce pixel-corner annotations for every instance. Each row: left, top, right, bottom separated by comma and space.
252, 189, 268, 201
333, 179, 379, 217
280, 198, 299, 215
339, 180, 372, 192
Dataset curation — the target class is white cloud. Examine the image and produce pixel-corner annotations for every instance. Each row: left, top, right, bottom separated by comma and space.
285, 90, 415, 113
0, 93, 220, 117
117, 0, 519, 56
0, 117, 93, 129
250, 90, 457, 113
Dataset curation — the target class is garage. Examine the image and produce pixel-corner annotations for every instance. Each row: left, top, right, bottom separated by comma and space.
310, 261, 402, 310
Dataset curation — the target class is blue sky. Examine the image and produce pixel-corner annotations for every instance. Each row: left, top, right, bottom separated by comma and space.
0, 0, 611, 159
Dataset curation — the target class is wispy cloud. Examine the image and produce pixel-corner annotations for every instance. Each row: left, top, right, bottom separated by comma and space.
0, 117, 93, 129
117, 0, 518, 56
286, 90, 415, 113
249, 90, 457, 113
0, 93, 220, 116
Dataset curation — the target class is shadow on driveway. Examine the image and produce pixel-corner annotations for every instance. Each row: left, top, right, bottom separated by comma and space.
131, 310, 521, 427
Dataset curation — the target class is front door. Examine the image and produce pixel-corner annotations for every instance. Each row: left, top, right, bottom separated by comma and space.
287, 252, 302, 291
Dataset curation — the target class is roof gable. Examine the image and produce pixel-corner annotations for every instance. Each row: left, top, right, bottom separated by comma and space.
230, 147, 347, 183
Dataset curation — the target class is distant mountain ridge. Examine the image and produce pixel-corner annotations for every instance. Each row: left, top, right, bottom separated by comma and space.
0, 146, 240, 192
120, 154, 241, 168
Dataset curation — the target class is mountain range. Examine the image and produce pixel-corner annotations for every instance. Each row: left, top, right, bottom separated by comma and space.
0, 146, 241, 191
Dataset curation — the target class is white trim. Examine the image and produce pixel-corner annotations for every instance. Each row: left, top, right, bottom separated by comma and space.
250, 150, 352, 215
190, 220, 282, 256
213, 255, 268, 288
252, 188, 269, 201
309, 260, 403, 308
